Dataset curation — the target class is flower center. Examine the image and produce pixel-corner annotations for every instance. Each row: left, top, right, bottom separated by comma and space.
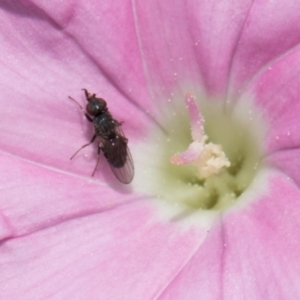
170, 94, 231, 180
136, 93, 264, 212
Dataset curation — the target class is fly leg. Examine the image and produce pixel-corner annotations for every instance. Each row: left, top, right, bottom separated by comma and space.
70, 135, 96, 160
68, 96, 93, 122
92, 146, 102, 176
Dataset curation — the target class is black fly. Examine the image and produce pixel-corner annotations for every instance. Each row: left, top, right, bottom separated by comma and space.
69, 89, 134, 184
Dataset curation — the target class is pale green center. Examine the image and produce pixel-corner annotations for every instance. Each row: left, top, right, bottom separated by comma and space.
137, 94, 265, 212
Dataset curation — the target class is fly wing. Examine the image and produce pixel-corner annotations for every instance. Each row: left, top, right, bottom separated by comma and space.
109, 144, 134, 184
102, 128, 134, 184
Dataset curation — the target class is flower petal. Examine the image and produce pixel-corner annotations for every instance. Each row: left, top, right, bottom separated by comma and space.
0, 151, 139, 239
26, 0, 256, 98
128, 0, 254, 96
21, 0, 156, 114
240, 45, 300, 156
0, 149, 212, 299
158, 222, 224, 300
265, 149, 300, 187
228, 0, 300, 98
0, 209, 204, 299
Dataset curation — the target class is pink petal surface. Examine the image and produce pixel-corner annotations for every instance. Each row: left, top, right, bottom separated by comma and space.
0, 152, 137, 239
159, 172, 300, 299
0, 150, 205, 299
265, 149, 300, 187
20, 0, 157, 115
25, 0, 257, 100
127, 0, 254, 97
0, 209, 201, 300
227, 0, 300, 99
241, 45, 300, 156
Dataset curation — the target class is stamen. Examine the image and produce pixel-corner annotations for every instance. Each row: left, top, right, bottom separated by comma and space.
171, 93, 230, 179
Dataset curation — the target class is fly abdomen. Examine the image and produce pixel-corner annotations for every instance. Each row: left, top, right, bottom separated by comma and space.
103, 135, 128, 168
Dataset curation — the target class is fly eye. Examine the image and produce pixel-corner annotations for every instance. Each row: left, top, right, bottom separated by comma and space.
87, 99, 106, 116
87, 102, 99, 116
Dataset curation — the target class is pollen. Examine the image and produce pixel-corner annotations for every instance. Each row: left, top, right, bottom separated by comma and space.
195, 142, 230, 178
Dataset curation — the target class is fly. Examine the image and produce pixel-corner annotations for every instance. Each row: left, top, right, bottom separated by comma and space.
69, 89, 134, 184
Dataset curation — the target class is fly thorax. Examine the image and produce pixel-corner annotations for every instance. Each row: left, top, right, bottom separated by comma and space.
94, 113, 116, 136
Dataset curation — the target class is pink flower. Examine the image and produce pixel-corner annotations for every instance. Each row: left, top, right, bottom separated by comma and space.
1, 1, 300, 299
